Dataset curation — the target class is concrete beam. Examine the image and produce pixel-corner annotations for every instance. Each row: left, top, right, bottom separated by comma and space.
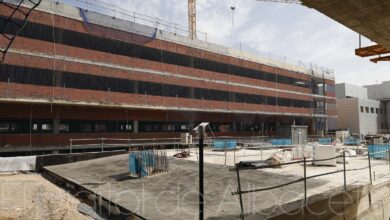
301, 0, 390, 50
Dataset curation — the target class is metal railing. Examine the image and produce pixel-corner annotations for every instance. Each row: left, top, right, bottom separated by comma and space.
231, 149, 390, 219
69, 137, 181, 153
55, 0, 209, 41
53, 0, 333, 78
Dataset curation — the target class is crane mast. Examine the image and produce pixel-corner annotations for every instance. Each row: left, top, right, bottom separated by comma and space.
188, 0, 196, 39
187, 0, 300, 40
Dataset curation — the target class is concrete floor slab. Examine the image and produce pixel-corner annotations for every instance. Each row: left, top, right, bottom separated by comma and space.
301, 0, 390, 50
44, 149, 390, 219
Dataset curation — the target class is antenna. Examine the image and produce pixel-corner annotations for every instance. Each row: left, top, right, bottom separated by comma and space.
230, 2, 236, 37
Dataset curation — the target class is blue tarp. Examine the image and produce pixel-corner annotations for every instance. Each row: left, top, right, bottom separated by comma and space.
79, 8, 90, 31
213, 140, 237, 150
368, 144, 390, 159
271, 139, 292, 146
319, 138, 332, 145
344, 138, 360, 145
128, 151, 155, 177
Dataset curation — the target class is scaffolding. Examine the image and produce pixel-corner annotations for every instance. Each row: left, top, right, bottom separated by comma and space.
0, 0, 334, 141
0, 0, 41, 61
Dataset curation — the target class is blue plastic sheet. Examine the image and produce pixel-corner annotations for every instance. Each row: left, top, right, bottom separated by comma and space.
368, 144, 390, 159
271, 139, 292, 146
213, 140, 237, 150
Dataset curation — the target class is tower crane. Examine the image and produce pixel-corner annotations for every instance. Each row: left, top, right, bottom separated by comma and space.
188, 0, 196, 39
187, 0, 301, 40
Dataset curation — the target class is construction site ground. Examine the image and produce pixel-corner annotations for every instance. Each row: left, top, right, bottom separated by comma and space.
0, 172, 91, 220
43, 148, 390, 219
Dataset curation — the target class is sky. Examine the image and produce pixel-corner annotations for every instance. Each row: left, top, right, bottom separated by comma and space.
66, 0, 390, 86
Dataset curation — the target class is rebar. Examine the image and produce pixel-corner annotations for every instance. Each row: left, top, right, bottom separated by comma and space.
128, 150, 168, 177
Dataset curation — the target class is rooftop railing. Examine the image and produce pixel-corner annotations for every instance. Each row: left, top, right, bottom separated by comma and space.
230, 149, 390, 219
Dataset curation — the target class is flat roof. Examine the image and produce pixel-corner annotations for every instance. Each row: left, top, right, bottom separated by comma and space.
44, 148, 390, 219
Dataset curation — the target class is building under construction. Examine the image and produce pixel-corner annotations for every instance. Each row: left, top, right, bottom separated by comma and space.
0, 0, 336, 149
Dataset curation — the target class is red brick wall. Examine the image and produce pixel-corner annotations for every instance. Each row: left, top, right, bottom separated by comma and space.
0, 82, 314, 116
6, 37, 314, 96
0, 5, 316, 84
3, 51, 313, 102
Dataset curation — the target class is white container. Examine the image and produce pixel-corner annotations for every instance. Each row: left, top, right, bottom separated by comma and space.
312, 145, 336, 166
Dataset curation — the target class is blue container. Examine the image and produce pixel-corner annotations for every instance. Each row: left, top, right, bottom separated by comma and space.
283, 139, 292, 145
213, 140, 237, 150
368, 144, 390, 159
271, 138, 292, 146
213, 140, 225, 149
319, 138, 332, 145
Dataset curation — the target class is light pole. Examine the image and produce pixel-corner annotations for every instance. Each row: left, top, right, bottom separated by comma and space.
194, 122, 209, 220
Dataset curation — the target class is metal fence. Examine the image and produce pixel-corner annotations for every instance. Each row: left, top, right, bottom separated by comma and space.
230, 149, 390, 219
69, 137, 181, 153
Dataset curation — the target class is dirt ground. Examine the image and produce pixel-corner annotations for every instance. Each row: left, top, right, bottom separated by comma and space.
0, 172, 92, 220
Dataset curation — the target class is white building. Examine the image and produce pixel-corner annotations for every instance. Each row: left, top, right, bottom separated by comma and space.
335, 83, 384, 135
365, 81, 390, 132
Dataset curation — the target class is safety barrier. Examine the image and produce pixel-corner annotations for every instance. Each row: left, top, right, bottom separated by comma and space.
368, 144, 390, 159
69, 137, 181, 153
212, 140, 237, 150
231, 149, 390, 219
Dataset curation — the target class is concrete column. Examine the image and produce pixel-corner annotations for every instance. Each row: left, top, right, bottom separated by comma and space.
232, 122, 237, 132
133, 121, 139, 134
134, 81, 139, 93
311, 118, 316, 135
190, 87, 195, 99
229, 92, 236, 102
189, 120, 194, 129
53, 118, 60, 134
386, 102, 390, 131
325, 118, 328, 135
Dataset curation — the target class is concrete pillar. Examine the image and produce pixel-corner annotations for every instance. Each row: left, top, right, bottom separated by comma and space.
229, 92, 236, 104
189, 120, 194, 129
325, 118, 328, 135
53, 118, 60, 134
385, 102, 390, 131
232, 122, 237, 132
134, 81, 139, 93
133, 121, 139, 134
311, 118, 316, 135
190, 87, 195, 99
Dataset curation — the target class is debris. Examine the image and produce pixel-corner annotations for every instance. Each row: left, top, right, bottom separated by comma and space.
265, 155, 283, 168
275, 150, 292, 162
173, 150, 190, 158
237, 161, 256, 168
